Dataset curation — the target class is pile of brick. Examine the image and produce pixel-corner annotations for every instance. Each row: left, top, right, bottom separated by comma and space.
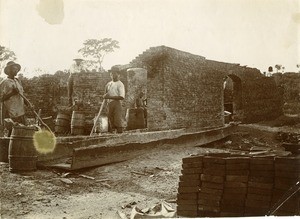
245, 157, 274, 216
177, 154, 299, 217
222, 156, 249, 217
177, 155, 202, 217
273, 157, 300, 216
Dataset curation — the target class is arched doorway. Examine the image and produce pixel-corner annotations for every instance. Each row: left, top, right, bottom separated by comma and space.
223, 74, 242, 122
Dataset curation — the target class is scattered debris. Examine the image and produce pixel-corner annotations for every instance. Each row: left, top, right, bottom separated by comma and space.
250, 146, 271, 151
131, 171, 147, 176
96, 179, 109, 182
130, 201, 175, 218
60, 178, 73, 184
224, 140, 232, 145
61, 172, 71, 178
164, 199, 176, 203
117, 210, 128, 219
100, 182, 111, 188
122, 201, 137, 209
78, 174, 95, 180
155, 167, 166, 171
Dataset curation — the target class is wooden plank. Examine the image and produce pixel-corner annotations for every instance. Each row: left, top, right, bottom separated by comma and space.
42, 126, 235, 170
71, 142, 145, 170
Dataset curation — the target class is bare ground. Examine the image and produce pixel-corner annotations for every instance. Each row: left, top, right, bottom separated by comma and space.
1, 119, 299, 219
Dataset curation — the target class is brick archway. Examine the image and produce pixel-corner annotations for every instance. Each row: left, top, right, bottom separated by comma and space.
223, 74, 242, 122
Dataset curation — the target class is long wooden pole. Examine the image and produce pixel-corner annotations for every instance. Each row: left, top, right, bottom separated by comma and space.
90, 100, 106, 136
18, 92, 53, 134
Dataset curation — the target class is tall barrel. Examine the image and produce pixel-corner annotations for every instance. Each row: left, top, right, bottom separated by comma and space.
0, 137, 10, 162
55, 113, 71, 135
126, 108, 145, 130
9, 126, 38, 172
71, 111, 85, 135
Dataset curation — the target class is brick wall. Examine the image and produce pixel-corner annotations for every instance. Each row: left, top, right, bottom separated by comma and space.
72, 72, 111, 117
272, 73, 300, 116
130, 46, 226, 130
241, 77, 283, 123
206, 59, 283, 122
129, 45, 284, 129
22, 72, 111, 120
21, 73, 67, 118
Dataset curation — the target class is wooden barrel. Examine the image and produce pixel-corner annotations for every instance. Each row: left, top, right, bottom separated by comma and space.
55, 113, 71, 134
8, 126, 38, 172
0, 137, 10, 162
126, 108, 145, 130
71, 111, 85, 135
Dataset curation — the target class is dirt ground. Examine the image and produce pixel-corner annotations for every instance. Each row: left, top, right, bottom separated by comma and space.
1, 117, 299, 219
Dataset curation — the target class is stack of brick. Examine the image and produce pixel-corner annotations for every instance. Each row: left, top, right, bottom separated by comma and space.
177, 155, 203, 217
245, 157, 274, 216
221, 157, 249, 217
198, 156, 226, 217
178, 154, 299, 217
272, 157, 300, 216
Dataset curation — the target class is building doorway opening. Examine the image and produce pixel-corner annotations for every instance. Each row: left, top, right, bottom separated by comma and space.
223, 74, 242, 123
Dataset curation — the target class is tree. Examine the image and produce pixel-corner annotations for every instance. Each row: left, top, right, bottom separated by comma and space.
297, 64, 300, 73
78, 38, 120, 72
0, 45, 16, 76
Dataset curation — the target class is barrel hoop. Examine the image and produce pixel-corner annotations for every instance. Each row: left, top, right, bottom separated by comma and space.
10, 136, 34, 140
9, 155, 38, 158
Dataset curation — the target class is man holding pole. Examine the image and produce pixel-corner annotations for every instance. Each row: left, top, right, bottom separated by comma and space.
103, 66, 125, 134
0, 61, 29, 135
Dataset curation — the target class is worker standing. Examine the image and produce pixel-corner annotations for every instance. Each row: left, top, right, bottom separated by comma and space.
0, 61, 29, 135
67, 55, 86, 106
103, 66, 125, 134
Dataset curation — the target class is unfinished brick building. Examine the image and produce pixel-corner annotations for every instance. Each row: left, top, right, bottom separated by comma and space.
24, 46, 283, 132
124, 46, 282, 130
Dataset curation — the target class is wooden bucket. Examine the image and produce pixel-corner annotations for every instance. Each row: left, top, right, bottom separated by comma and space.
9, 126, 38, 172
71, 111, 85, 135
55, 113, 71, 134
126, 108, 145, 130
93, 116, 108, 133
0, 137, 10, 163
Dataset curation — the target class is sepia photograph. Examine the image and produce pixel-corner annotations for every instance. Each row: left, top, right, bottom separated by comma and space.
0, 0, 299, 218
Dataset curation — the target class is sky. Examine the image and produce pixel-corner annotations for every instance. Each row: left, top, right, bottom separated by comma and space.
0, 0, 299, 78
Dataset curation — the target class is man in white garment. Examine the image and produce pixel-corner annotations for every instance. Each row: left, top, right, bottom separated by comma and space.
103, 66, 125, 133
67, 55, 86, 106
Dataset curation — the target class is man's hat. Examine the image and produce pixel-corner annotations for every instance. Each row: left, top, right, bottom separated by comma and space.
73, 54, 84, 61
110, 65, 123, 73
4, 61, 21, 75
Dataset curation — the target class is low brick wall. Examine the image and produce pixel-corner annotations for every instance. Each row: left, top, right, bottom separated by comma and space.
242, 77, 283, 123
177, 154, 299, 217
273, 73, 300, 116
